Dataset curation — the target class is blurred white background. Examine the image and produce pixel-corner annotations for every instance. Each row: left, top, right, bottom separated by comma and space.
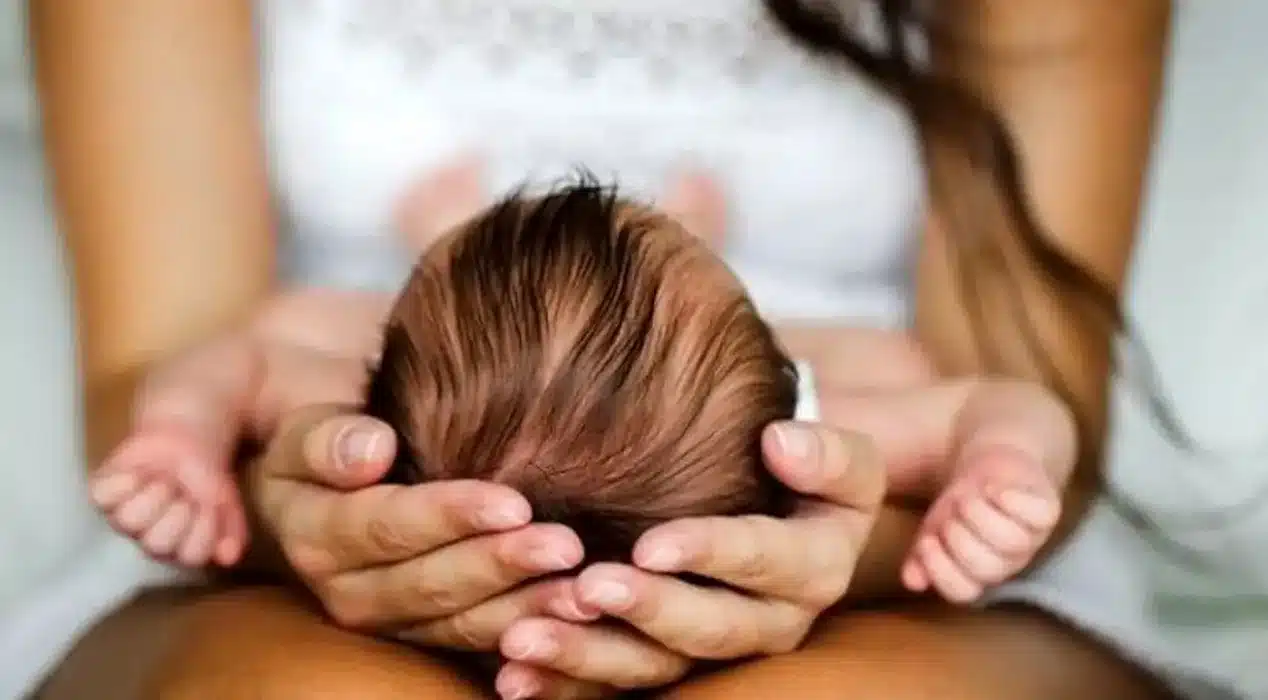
1, 2, 1266, 611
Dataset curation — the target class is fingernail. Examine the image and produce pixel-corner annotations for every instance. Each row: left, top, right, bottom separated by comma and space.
774, 422, 817, 460
528, 548, 576, 572
500, 685, 530, 700
548, 595, 600, 622
582, 580, 632, 610
336, 424, 389, 469
479, 503, 530, 529
505, 635, 559, 661
500, 678, 538, 700
638, 545, 682, 572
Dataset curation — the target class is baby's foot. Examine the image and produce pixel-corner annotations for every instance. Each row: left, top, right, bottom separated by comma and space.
91, 424, 247, 568
395, 155, 486, 252
664, 170, 727, 250
901, 444, 1061, 603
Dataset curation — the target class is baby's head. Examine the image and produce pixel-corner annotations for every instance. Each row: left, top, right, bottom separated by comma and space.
364, 179, 798, 563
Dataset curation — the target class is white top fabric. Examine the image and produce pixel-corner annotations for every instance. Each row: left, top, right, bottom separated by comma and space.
259, 0, 923, 325
2, 2, 1261, 698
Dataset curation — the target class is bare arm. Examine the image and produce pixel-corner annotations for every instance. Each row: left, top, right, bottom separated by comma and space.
31, 0, 276, 466
842, 0, 1171, 600
914, 0, 1169, 541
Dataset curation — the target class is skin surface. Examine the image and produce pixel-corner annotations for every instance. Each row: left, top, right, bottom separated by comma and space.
30, 0, 1173, 697
914, 0, 1172, 553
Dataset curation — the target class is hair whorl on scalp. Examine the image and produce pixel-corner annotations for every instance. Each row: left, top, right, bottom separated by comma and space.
364, 175, 799, 563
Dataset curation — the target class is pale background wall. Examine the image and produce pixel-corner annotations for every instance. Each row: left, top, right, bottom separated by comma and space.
1, 2, 1266, 606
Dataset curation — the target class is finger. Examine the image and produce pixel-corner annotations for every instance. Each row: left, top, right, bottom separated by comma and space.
635, 510, 851, 609
140, 501, 194, 558
574, 564, 809, 660
322, 524, 583, 629
958, 496, 1032, 555
990, 488, 1061, 532
762, 422, 886, 514
112, 480, 174, 534
176, 508, 217, 567
501, 617, 691, 690
281, 479, 533, 577
901, 558, 930, 592
90, 471, 142, 509
941, 520, 1011, 583
398, 578, 597, 652
916, 536, 982, 604
496, 662, 609, 700
258, 406, 396, 493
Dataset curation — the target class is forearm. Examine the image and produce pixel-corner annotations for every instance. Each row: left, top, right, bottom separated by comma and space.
916, 0, 1171, 552
31, 0, 276, 467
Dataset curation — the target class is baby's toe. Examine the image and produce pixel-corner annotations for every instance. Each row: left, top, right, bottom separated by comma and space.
942, 519, 1012, 585
140, 501, 194, 558
212, 502, 248, 567
916, 536, 982, 604
991, 489, 1061, 532
901, 558, 930, 592
169, 458, 237, 509
176, 509, 218, 568
112, 481, 175, 534
90, 471, 142, 509
958, 496, 1032, 556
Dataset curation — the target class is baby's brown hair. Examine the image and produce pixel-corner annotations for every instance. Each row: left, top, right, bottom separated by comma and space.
364, 178, 798, 564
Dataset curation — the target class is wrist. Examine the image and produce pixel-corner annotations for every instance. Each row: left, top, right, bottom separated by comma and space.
840, 503, 925, 604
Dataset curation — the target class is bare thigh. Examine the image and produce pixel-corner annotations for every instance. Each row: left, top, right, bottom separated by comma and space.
663, 602, 1175, 700
38, 585, 487, 700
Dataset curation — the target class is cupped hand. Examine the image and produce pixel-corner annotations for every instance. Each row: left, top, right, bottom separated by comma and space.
491, 421, 887, 699
249, 406, 599, 659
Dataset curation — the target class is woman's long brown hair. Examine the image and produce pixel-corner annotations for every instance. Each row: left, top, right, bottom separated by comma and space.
764, 0, 1268, 561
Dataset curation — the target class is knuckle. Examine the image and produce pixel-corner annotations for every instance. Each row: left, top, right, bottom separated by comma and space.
728, 517, 779, 581
429, 482, 490, 535
446, 611, 492, 650
321, 583, 372, 629
364, 508, 414, 558
403, 576, 464, 618
282, 541, 338, 580
688, 618, 739, 660
417, 608, 493, 651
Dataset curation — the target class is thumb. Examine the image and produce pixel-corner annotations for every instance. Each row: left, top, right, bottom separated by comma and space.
261, 405, 397, 490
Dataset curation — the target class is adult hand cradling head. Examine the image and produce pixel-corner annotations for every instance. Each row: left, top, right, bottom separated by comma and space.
251, 404, 885, 699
